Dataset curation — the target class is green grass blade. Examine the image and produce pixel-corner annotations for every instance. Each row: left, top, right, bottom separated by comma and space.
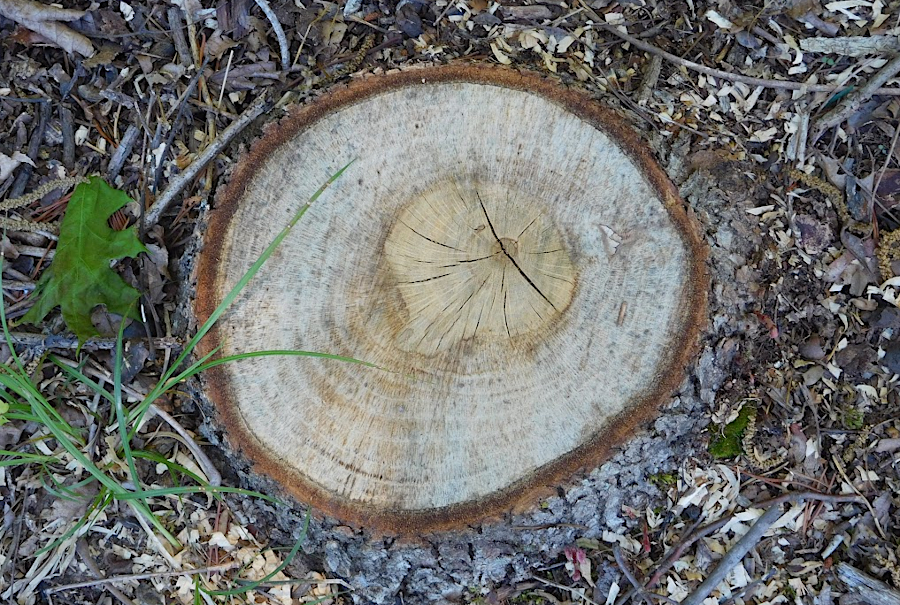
51, 357, 115, 407
114, 484, 282, 504
113, 314, 143, 501
142, 162, 353, 425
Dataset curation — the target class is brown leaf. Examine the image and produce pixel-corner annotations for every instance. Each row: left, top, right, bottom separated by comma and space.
0, 0, 93, 56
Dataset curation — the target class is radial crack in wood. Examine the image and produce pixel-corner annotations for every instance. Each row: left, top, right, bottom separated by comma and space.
195, 65, 708, 533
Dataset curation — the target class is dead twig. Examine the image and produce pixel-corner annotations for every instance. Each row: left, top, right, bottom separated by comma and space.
679, 504, 784, 605
0, 0, 93, 56
615, 491, 865, 605
253, 0, 289, 72
613, 545, 665, 605
595, 19, 900, 97
167, 7, 192, 67
532, 576, 601, 605
831, 454, 887, 540
145, 93, 271, 228
7, 331, 180, 351
9, 100, 50, 199
812, 52, 900, 142
107, 125, 141, 183
637, 55, 663, 106
147, 404, 222, 486
46, 561, 239, 594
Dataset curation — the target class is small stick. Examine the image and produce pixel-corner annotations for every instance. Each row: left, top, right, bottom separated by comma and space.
107, 124, 141, 182
145, 93, 271, 228
60, 106, 75, 170
871, 113, 900, 236
532, 576, 601, 605
15, 245, 55, 259
167, 8, 192, 67
9, 100, 50, 198
7, 331, 180, 351
0, 280, 34, 291
831, 453, 887, 540
812, 52, 900, 141
46, 561, 239, 593
613, 545, 652, 605
595, 18, 900, 96
253, 0, 290, 72
679, 504, 784, 605
147, 403, 222, 486
615, 491, 864, 605
637, 55, 663, 106
127, 499, 182, 569
617, 302, 627, 326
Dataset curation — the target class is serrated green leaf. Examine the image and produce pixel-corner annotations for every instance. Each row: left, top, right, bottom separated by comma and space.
22, 177, 147, 343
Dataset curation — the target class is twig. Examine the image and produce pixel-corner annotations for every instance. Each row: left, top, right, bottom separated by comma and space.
14, 244, 55, 259
812, 52, 900, 141
719, 569, 776, 605
253, 0, 289, 72
167, 7, 192, 67
46, 561, 239, 593
75, 538, 136, 605
107, 124, 141, 182
60, 106, 75, 170
145, 93, 271, 228
0, 280, 34, 291
679, 504, 784, 605
871, 115, 900, 236
9, 100, 50, 198
613, 545, 651, 605
615, 491, 864, 605
347, 14, 390, 34
831, 453, 887, 540
7, 331, 180, 350
532, 576, 601, 605
529, 590, 562, 605
637, 55, 663, 106
595, 19, 900, 96
127, 499, 182, 569
147, 404, 222, 486
152, 59, 209, 196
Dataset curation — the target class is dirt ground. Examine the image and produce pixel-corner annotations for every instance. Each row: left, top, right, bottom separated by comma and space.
1, 1, 899, 604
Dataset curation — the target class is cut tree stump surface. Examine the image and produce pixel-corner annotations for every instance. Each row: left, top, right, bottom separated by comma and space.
195, 65, 707, 533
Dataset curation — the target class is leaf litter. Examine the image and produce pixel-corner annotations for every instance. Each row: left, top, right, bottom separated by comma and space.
1, 0, 899, 603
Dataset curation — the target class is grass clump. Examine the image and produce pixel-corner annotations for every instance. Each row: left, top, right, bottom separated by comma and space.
0, 165, 356, 601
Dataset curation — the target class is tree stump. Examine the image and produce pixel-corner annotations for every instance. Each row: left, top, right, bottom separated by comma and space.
194, 65, 707, 535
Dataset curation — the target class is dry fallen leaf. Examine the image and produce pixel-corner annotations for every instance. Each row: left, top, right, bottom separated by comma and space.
0, 0, 94, 56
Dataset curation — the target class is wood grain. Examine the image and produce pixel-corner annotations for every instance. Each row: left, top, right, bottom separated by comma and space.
195, 65, 709, 533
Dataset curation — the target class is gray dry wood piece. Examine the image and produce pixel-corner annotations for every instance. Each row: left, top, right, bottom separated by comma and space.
836, 563, 900, 605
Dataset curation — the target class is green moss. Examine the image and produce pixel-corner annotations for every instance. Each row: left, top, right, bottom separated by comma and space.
650, 472, 677, 487
709, 405, 755, 458
843, 407, 865, 430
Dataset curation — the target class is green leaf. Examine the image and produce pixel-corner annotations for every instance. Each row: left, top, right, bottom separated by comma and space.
708, 405, 755, 459
22, 177, 147, 343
